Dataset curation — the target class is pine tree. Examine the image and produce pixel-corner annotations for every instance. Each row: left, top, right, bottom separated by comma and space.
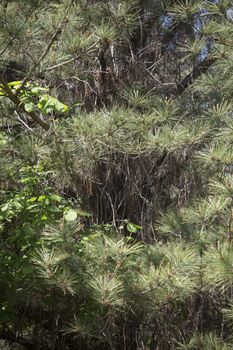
1, 1, 233, 349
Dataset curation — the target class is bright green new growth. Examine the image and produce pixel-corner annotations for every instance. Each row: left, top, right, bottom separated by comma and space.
0, 80, 69, 117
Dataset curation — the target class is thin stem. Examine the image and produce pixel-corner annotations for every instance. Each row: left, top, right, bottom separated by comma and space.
0, 74, 49, 130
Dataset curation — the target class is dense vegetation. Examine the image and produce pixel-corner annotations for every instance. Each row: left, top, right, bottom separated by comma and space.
1, 0, 233, 349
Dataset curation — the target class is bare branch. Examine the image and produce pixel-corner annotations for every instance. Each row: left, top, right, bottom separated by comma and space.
174, 57, 216, 95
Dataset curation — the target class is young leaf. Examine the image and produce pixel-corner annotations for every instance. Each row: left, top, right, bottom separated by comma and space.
64, 209, 78, 222
25, 102, 36, 113
38, 94, 69, 114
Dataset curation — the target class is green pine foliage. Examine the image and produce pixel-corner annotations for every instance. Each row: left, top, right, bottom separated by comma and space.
1, 0, 233, 349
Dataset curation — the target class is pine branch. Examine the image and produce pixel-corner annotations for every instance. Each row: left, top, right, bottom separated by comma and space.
0, 0, 45, 56
44, 44, 96, 72
16, 0, 74, 96
175, 57, 216, 95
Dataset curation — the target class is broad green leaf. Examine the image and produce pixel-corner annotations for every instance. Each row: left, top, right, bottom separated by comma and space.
25, 102, 35, 113
26, 204, 38, 210
126, 222, 142, 233
13, 201, 23, 210
76, 209, 91, 217
8, 81, 23, 91
0, 87, 7, 96
38, 94, 69, 114
27, 197, 38, 203
38, 195, 47, 202
64, 209, 78, 221
50, 194, 62, 202
8, 81, 22, 87
1, 203, 10, 212
31, 87, 49, 95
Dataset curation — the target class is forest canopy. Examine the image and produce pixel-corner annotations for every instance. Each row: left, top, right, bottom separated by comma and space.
1, 0, 233, 349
